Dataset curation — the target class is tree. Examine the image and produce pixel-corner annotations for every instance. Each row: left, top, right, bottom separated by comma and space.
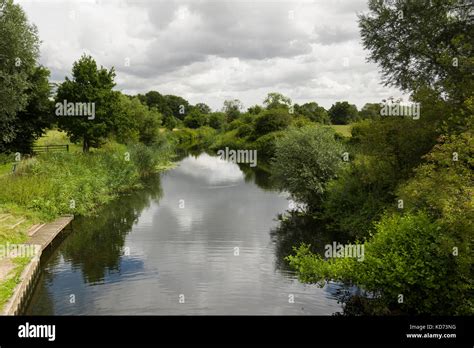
164, 95, 190, 121
208, 112, 226, 129
247, 104, 263, 115
358, 103, 381, 120
5, 66, 54, 153
56, 55, 118, 152
328, 101, 359, 125
222, 99, 243, 122
194, 102, 211, 114
183, 109, 208, 129
294, 102, 330, 124
115, 94, 162, 145
162, 114, 177, 130
272, 126, 344, 209
287, 211, 471, 315
253, 108, 292, 137
264, 92, 292, 110
0, 0, 40, 148
359, 0, 473, 123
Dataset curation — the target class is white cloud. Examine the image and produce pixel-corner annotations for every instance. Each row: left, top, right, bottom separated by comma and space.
18, 0, 405, 110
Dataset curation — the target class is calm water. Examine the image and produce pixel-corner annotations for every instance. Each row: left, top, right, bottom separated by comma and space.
26, 153, 343, 315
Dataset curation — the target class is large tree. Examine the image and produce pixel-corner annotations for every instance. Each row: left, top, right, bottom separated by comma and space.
0, 0, 40, 150
328, 101, 359, 125
6, 66, 54, 153
294, 102, 330, 124
359, 0, 473, 125
263, 92, 292, 110
56, 55, 118, 152
222, 99, 243, 122
164, 95, 190, 121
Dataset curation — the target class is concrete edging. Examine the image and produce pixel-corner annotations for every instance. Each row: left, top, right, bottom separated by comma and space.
1, 215, 74, 315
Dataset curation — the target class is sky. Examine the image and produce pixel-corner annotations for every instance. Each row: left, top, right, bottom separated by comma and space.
18, 0, 406, 111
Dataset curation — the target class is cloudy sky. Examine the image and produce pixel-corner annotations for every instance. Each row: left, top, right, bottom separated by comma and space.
18, 0, 405, 111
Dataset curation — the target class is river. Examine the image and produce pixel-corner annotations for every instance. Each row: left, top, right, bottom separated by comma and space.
25, 153, 343, 315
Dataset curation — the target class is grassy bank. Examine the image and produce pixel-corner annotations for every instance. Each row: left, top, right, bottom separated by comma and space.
0, 131, 176, 311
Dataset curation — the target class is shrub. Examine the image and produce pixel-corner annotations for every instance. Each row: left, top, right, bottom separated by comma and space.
208, 112, 227, 130
272, 126, 344, 209
236, 124, 253, 138
253, 108, 291, 137
253, 131, 284, 158
287, 211, 472, 315
183, 109, 208, 129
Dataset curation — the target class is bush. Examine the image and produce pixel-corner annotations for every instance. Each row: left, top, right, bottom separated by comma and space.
322, 154, 396, 237
128, 143, 159, 177
272, 126, 344, 209
210, 129, 246, 151
236, 124, 253, 138
208, 112, 227, 129
253, 131, 284, 158
183, 109, 208, 129
328, 101, 359, 125
0, 138, 174, 220
226, 119, 244, 131
253, 108, 291, 137
287, 211, 472, 315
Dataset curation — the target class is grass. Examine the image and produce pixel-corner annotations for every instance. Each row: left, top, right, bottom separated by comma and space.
0, 163, 12, 176
330, 124, 352, 137
0, 129, 177, 312
34, 129, 82, 153
0, 256, 31, 311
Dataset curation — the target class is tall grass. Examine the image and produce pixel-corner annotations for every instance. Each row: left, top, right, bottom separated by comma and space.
0, 142, 172, 220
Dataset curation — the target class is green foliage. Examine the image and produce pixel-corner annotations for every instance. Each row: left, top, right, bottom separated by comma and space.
263, 92, 292, 110
323, 117, 438, 236
56, 55, 118, 152
359, 0, 473, 106
183, 109, 208, 129
329, 101, 359, 125
115, 94, 162, 145
288, 211, 472, 315
294, 102, 330, 124
170, 127, 217, 150
0, 140, 173, 220
358, 103, 381, 120
247, 104, 263, 115
272, 126, 344, 209
397, 130, 473, 231
162, 114, 178, 130
163, 95, 190, 121
253, 131, 284, 158
290, 116, 315, 128
0, 0, 43, 151
208, 112, 227, 129
128, 143, 159, 177
236, 123, 253, 138
209, 129, 245, 151
193, 102, 211, 114
3, 66, 54, 153
222, 99, 243, 122
253, 108, 292, 137
323, 154, 395, 237
351, 118, 438, 179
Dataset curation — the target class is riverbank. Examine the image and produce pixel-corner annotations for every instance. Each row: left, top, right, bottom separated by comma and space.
1, 215, 73, 315
0, 134, 176, 313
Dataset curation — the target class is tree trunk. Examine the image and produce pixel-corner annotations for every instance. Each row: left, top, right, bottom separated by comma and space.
83, 136, 89, 153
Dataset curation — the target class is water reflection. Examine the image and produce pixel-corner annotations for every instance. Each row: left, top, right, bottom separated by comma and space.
26, 154, 342, 315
